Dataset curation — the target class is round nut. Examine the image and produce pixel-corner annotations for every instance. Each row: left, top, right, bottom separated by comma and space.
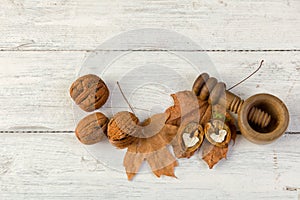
107, 111, 140, 149
70, 74, 109, 112
75, 112, 109, 145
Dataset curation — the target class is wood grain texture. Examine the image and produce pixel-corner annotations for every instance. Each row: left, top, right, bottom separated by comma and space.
0, 0, 299, 51
0, 133, 299, 200
0, 51, 299, 131
1, 0, 299, 199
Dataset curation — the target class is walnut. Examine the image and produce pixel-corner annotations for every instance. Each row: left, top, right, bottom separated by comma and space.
204, 119, 231, 147
70, 74, 109, 112
107, 111, 140, 149
173, 122, 204, 158
75, 112, 109, 145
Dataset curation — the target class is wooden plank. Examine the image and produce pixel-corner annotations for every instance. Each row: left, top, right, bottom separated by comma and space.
0, 0, 299, 50
0, 51, 299, 131
0, 133, 299, 199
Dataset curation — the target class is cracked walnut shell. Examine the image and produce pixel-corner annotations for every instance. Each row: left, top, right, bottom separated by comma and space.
174, 122, 204, 158
204, 119, 231, 147
75, 112, 109, 145
107, 111, 140, 149
70, 74, 109, 112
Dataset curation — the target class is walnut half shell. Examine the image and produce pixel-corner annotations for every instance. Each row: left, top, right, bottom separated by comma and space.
173, 122, 204, 158
204, 119, 231, 147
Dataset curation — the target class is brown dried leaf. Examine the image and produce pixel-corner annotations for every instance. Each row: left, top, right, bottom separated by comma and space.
202, 109, 237, 169
161, 124, 180, 144
165, 91, 211, 126
123, 150, 145, 180
123, 113, 179, 180
165, 93, 182, 126
152, 161, 178, 178
202, 141, 228, 169
165, 91, 199, 126
146, 147, 178, 178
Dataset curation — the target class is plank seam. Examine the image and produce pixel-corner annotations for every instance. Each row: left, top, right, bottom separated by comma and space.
0, 131, 74, 134
0, 131, 299, 134
0, 49, 300, 52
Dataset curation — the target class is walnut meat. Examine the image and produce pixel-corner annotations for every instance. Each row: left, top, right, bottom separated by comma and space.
75, 112, 109, 145
107, 111, 140, 149
173, 122, 204, 158
70, 74, 109, 112
204, 119, 231, 147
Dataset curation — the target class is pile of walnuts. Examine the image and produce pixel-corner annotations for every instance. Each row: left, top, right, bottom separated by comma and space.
70, 74, 143, 148
70, 73, 237, 180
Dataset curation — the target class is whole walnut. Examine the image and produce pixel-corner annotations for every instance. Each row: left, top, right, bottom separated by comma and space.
107, 111, 140, 149
75, 112, 109, 145
70, 74, 109, 112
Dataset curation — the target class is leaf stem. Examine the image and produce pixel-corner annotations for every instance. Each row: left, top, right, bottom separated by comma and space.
228, 60, 264, 91
117, 81, 136, 115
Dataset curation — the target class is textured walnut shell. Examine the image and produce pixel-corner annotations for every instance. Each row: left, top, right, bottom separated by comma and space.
70, 74, 109, 112
75, 112, 109, 145
107, 111, 140, 149
174, 122, 204, 158
204, 119, 231, 147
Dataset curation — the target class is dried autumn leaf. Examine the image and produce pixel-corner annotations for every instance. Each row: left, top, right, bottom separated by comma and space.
146, 147, 178, 178
202, 110, 237, 169
165, 91, 211, 126
165, 91, 213, 159
165, 93, 181, 126
123, 113, 179, 180
202, 141, 228, 169
123, 149, 145, 180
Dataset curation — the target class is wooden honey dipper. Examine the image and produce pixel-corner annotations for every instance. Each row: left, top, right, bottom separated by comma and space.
192, 73, 289, 144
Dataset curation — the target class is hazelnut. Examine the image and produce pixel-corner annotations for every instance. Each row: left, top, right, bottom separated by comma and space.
75, 112, 109, 145
70, 74, 109, 112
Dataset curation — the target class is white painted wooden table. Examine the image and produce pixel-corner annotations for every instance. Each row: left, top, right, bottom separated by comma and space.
1, 0, 300, 199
